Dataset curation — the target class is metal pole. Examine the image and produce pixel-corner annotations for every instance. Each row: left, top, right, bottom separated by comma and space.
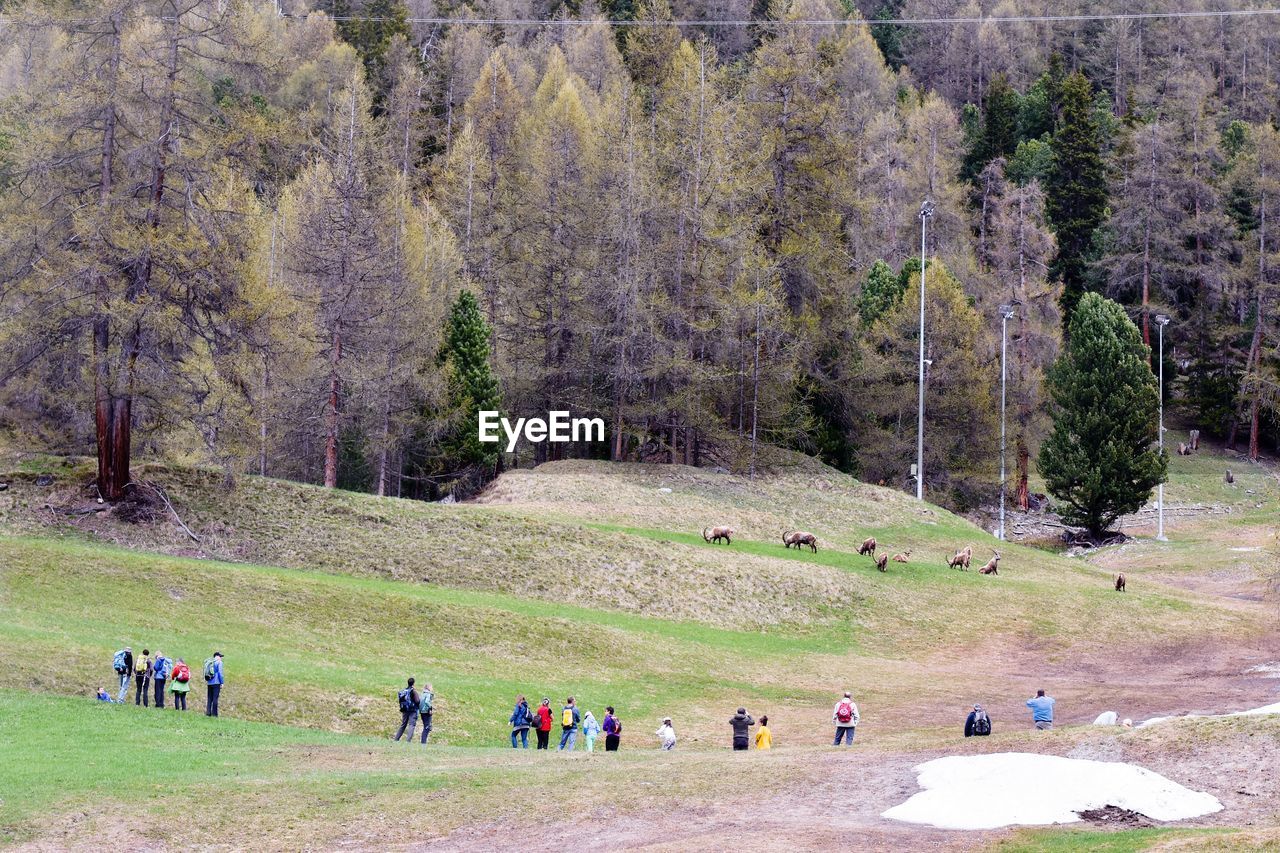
916, 201, 932, 500
998, 311, 1009, 540
1156, 317, 1167, 541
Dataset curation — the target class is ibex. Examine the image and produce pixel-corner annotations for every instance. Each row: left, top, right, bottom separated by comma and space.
1225, 469, 1234, 484
946, 545, 973, 570
1177, 442, 1191, 456
1189, 429, 1200, 451
1115, 572, 1126, 592
875, 553, 888, 572
702, 526, 735, 545
892, 550, 911, 563
977, 551, 1000, 575
858, 537, 877, 557
783, 530, 818, 553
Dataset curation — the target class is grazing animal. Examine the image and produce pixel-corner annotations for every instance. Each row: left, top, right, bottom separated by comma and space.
858, 537, 877, 557
892, 550, 911, 563
1177, 442, 1191, 456
875, 554, 888, 572
1225, 469, 1234, 484
1189, 429, 1200, 450
946, 545, 973, 570
1115, 572, 1126, 592
702, 526, 735, 545
783, 530, 818, 553
977, 551, 1000, 575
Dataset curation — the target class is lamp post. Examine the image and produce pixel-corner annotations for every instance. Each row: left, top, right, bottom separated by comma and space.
1155, 314, 1170, 541
997, 305, 1017, 540
916, 200, 934, 501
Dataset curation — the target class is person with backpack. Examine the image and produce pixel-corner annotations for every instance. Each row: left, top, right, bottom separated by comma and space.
151, 651, 170, 709
393, 678, 421, 742
510, 695, 533, 748
204, 652, 224, 717
755, 715, 773, 750
729, 707, 756, 751
832, 691, 860, 746
602, 706, 621, 752
418, 682, 434, 745
134, 649, 152, 707
113, 647, 133, 704
169, 658, 191, 711
581, 710, 601, 753
655, 717, 676, 751
535, 698, 553, 750
965, 704, 992, 737
1026, 689, 1056, 731
558, 697, 581, 751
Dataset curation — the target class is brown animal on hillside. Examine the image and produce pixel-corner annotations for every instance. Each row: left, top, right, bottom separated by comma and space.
858, 537, 877, 557
875, 553, 888, 572
977, 551, 1000, 575
1225, 469, 1234, 484
1177, 442, 1191, 456
702, 526, 735, 545
1115, 572, 1126, 592
892, 550, 911, 563
1189, 429, 1200, 450
783, 530, 818, 553
946, 545, 973, 570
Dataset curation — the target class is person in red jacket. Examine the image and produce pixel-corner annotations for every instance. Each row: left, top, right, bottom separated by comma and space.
535, 697, 553, 750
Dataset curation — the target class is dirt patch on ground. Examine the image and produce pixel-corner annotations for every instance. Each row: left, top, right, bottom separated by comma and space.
1076, 805, 1157, 828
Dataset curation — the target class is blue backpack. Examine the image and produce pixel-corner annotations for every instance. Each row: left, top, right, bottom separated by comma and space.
153, 658, 168, 679
397, 688, 417, 714
112, 650, 128, 674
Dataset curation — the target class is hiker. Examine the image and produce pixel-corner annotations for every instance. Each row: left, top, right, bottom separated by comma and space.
558, 697, 581, 751
169, 658, 191, 711
96, 687, 111, 702
204, 652, 224, 717
393, 678, 421, 742
582, 710, 601, 752
134, 649, 152, 707
113, 646, 133, 704
418, 682, 435, 745
1026, 689, 1055, 730
755, 715, 772, 750
535, 698, 553, 750
964, 704, 992, 737
832, 691, 860, 746
729, 707, 756, 751
152, 651, 170, 709
602, 706, 622, 752
655, 717, 676, 751
510, 695, 533, 749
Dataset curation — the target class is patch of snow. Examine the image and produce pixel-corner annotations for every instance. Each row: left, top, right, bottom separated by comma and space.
882, 753, 1222, 830
1246, 663, 1280, 678
1137, 701, 1280, 728
1230, 546, 1262, 552
1226, 702, 1280, 717
1093, 711, 1118, 726
656, 487, 672, 494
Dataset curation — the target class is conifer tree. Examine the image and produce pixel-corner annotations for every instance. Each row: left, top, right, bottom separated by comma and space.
1039, 293, 1166, 537
438, 290, 502, 476
1046, 71, 1107, 320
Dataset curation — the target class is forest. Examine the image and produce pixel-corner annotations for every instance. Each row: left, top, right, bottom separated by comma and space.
0, 0, 1276, 508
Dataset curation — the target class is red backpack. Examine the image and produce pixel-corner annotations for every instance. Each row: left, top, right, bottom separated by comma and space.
836, 701, 854, 724
172, 663, 190, 684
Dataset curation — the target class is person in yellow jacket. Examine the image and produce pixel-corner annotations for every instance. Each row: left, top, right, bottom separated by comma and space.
755, 715, 773, 750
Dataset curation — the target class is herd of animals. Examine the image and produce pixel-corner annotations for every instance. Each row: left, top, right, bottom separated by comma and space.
702, 527, 1131, 591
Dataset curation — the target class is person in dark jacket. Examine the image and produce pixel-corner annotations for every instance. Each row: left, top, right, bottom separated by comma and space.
115, 647, 133, 704
134, 649, 152, 706
535, 698, 553, 749
510, 695, 532, 748
602, 706, 621, 752
394, 677, 421, 742
964, 704, 992, 737
729, 707, 756, 750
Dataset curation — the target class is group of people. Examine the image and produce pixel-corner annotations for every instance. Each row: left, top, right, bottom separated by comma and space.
960, 690, 1059, 737
100, 647, 224, 716
506, 695, 623, 751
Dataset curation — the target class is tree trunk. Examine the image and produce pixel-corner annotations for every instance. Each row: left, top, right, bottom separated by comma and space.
324, 325, 343, 489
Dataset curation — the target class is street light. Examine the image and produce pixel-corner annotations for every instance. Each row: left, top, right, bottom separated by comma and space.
1155, 314, 1170, 541
997, 304, 1017, 540
916, 200, 934, 501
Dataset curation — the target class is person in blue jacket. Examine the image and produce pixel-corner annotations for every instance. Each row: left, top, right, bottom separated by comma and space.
510, 695, 533, 748
1026, 689, 1055, 730
151, 651, 170, 709
206, 652, 224, 717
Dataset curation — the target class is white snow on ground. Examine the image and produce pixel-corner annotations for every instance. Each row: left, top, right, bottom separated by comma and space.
882, 753, 1222, 830
1138, 701, 1280, 728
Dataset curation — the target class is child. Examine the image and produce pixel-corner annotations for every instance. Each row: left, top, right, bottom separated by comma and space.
655, 717, 676, 751
96, 687, 112, 702
755, 715, 772, 750
582, 710, 600, 752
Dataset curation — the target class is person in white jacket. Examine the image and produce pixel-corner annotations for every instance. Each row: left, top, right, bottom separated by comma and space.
832, 691, 860, 746
655, 717, 676, 750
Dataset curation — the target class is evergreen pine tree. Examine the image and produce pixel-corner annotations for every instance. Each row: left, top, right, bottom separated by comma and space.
963, 73, 1020, 182
858, 259, 905, 326
1038, 293, 1166, 537
1046, 71, 1108, 320
438, 290, 502, 473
